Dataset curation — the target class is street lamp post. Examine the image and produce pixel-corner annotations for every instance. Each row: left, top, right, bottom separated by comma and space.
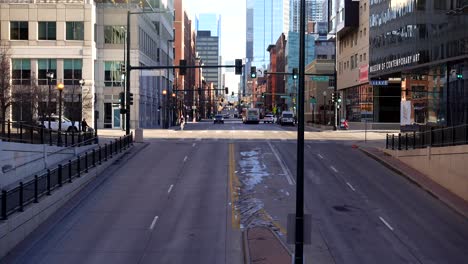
78, 79, 85, 131
46, 72, 54, 129
56, 82, 64, 146
323, 91, 327, 125
162, 89, 167, 128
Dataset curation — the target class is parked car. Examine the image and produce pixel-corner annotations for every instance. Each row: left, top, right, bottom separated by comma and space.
213, 114, 224, 124
263, 114, 274, 123
280, 111, 295, 126
37, 115, 79, 132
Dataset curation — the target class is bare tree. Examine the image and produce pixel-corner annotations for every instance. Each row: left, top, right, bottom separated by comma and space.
0, 43, 12, 134
12, 73, 44, 125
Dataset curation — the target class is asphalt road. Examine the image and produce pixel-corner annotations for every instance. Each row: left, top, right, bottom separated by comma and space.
3, 120, 468, 264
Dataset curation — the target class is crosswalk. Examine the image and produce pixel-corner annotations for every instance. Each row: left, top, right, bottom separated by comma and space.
146, 138, 332, 144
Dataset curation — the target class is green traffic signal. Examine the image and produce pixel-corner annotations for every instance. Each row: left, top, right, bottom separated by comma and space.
292, 68, 298, 79
250, 66, 257, 78
457, 74, 463, 79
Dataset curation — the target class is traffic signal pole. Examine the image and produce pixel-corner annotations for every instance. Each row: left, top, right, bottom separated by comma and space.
125, 11, 131, 135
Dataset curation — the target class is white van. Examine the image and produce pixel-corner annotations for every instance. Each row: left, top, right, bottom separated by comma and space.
280, 111, 295, 126
244, 108, 260, 124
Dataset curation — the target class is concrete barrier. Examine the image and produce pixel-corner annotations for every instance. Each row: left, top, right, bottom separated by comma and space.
134, 128, 144, 143
384, 145, 468, 203
0, 144, 134, 259
0, 141, 96, 189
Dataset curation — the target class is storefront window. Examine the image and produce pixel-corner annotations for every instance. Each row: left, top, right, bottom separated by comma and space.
344, 84, 373, 122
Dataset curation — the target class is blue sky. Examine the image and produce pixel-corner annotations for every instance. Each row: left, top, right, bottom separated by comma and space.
184, 0, 246, 63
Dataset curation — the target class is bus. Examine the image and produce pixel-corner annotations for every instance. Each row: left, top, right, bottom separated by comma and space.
243, 108, 260, 124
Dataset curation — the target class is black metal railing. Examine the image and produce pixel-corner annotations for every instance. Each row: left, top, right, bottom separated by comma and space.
0, 120, 96, 146
386, 124, 468, 150
0, 133, 133, 220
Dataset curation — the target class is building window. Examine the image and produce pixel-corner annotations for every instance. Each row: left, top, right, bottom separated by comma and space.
364, 3, 367, 11
66, 22, 84, 40
38, 22, 56, 40
104, 26, 126, 44
364, 53, 367, 61
63, 59, 83, 85
104, 61, 123, 87
360, 54, 362, 62
38, 59, 57, 85
364, 28, 366, 36
10, 21, 28, 40
12, 59, 31, 85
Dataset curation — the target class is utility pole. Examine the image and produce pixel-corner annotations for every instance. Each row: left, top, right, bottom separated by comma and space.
125, 11, 131, 135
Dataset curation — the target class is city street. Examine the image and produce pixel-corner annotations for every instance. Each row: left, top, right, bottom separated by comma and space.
3, 120, 468, 264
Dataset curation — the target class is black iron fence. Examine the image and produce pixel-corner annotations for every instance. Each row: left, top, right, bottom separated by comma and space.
0, 133, 133, 220
386, 124, 468, 150
0, 120, 96, 147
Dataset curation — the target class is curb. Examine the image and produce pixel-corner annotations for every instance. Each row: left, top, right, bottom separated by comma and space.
358, 146, 468, 219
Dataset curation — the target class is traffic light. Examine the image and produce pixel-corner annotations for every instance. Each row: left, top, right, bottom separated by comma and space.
292, 68, 298, 79
235, 59, 242, 75
128, 92, 134, 105
337, 93, 342, 103
231, 91, 234, 96
119, 92, 125, 114
457, 73, 463, 79
331, 92, 336, 103
261, 92, 265, 98
225, 87, 229, 94
250, 66, 257, 78
120, 64, 126, 74
179, 59, 186, 75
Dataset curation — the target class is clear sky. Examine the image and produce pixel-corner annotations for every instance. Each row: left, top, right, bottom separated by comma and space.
184, 0, 245, 98
184, 0, 246, 63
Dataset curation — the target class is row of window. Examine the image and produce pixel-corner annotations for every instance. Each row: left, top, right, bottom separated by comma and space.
339, 27, 367, 54
10, 21, 84, 41
10, 59, 124, 87
338, 52, 367, 74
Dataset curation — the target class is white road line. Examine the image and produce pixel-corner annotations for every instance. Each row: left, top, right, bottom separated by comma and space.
268, 141, 295, 185
183, 156, 188, 162
330, 166, 338, 173
149, 216, 159, 230
317, 154, 324, 159
346, 182, 356, 191
379, 216, 394, 231
192, 143, 196, 147
167, 184, 174, 194
196, 138, 201, 141
307, 145, 311, 149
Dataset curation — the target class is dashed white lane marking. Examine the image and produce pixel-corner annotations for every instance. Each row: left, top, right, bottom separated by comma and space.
167, 184, 174, 194
317, 154, 324, 159
379, 217, 394, 231
192, 143, 196, 147
196, 138, 201, 141
307, 145, 311, 149
346, 182, 356, 191
149, 216, 159, 230
183, 156, 188, 162
267, 141, 295, 185
330, 166, 338, 173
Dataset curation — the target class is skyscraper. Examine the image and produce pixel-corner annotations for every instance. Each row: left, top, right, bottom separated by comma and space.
290, 0, 325, 32
247, 0, 289, 69
196, 14, 221, 94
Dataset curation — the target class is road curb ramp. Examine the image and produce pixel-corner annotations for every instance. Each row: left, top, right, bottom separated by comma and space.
245, 227, 291, 264
358, 146, 468, 219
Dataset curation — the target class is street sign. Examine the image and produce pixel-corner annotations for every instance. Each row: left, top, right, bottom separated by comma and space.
280, 95, 290, 99
310, 76, 329, 82
370, 80, 388, 86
